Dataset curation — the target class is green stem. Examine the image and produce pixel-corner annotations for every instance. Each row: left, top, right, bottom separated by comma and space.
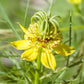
0, 4, 21, 40
24, 0, 30, 28
67, 10, 72, 66
69, 60, 82, 68
40, 67, 67, 80
47, 0, 53, 14
40, 60, 82, 80
69, 11, 72, 46
74, 4, 80, 13
35, 48, 42, 84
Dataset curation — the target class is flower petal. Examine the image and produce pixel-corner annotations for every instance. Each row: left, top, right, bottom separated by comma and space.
68, 0, 82, 4
18, 23, 28, 33
41, 48, 56, 70
21, 46, 39, 61
10, 40, 32, 50
18, 23, 36, 40
53, 43, 75, 56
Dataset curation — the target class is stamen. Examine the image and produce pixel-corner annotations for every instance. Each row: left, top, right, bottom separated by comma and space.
53, 45, 57, 47
50, 35, 53, 38
44, 40, 48, 43
42, 45, 46, 48
50, 31, 53, 34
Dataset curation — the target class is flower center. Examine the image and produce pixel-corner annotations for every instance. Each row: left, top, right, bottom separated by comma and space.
24, 11, 62, 48
31, 11, 61, 40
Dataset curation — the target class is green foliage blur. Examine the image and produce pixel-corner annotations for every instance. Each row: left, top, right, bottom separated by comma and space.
0, 0, 84, 84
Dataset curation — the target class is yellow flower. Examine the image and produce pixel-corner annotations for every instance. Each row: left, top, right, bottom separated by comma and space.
10, 11, 75, 70
68, 0, 82, 4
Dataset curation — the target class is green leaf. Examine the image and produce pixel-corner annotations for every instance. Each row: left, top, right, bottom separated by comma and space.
0, 4, 22, 40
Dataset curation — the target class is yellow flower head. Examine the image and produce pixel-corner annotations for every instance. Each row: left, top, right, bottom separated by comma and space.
68, 0, 82, 4
10, 11, 75, 70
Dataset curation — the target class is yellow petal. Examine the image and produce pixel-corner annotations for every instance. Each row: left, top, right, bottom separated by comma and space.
18, 22, 28, 33
21, 46, 39, 61
53, 43, 75, 56
10, 40, 32, 50
41, 48, 56, 70
18, 23, 36, 39
68, 0, 82, 4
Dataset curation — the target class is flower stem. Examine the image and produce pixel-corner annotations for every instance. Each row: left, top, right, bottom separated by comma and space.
35, 48, 42, 84
67, 10, 72, 66
40, 60, 82, 80
69, 10, 72, 46
24, 0, 30, 28
40, 67, 67, 80
74, 4, 80, 13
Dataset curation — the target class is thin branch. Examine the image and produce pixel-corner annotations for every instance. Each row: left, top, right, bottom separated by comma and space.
67, 10, 72, 66
24, 0, 30, 28
40, 60, 82, 80
40, 67, 67, 80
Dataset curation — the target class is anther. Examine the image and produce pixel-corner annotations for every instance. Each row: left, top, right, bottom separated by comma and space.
50, 31, 53, 34
50, 35, 53, 38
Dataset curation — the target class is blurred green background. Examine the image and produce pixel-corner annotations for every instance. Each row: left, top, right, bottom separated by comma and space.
0, 0, 84, 84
